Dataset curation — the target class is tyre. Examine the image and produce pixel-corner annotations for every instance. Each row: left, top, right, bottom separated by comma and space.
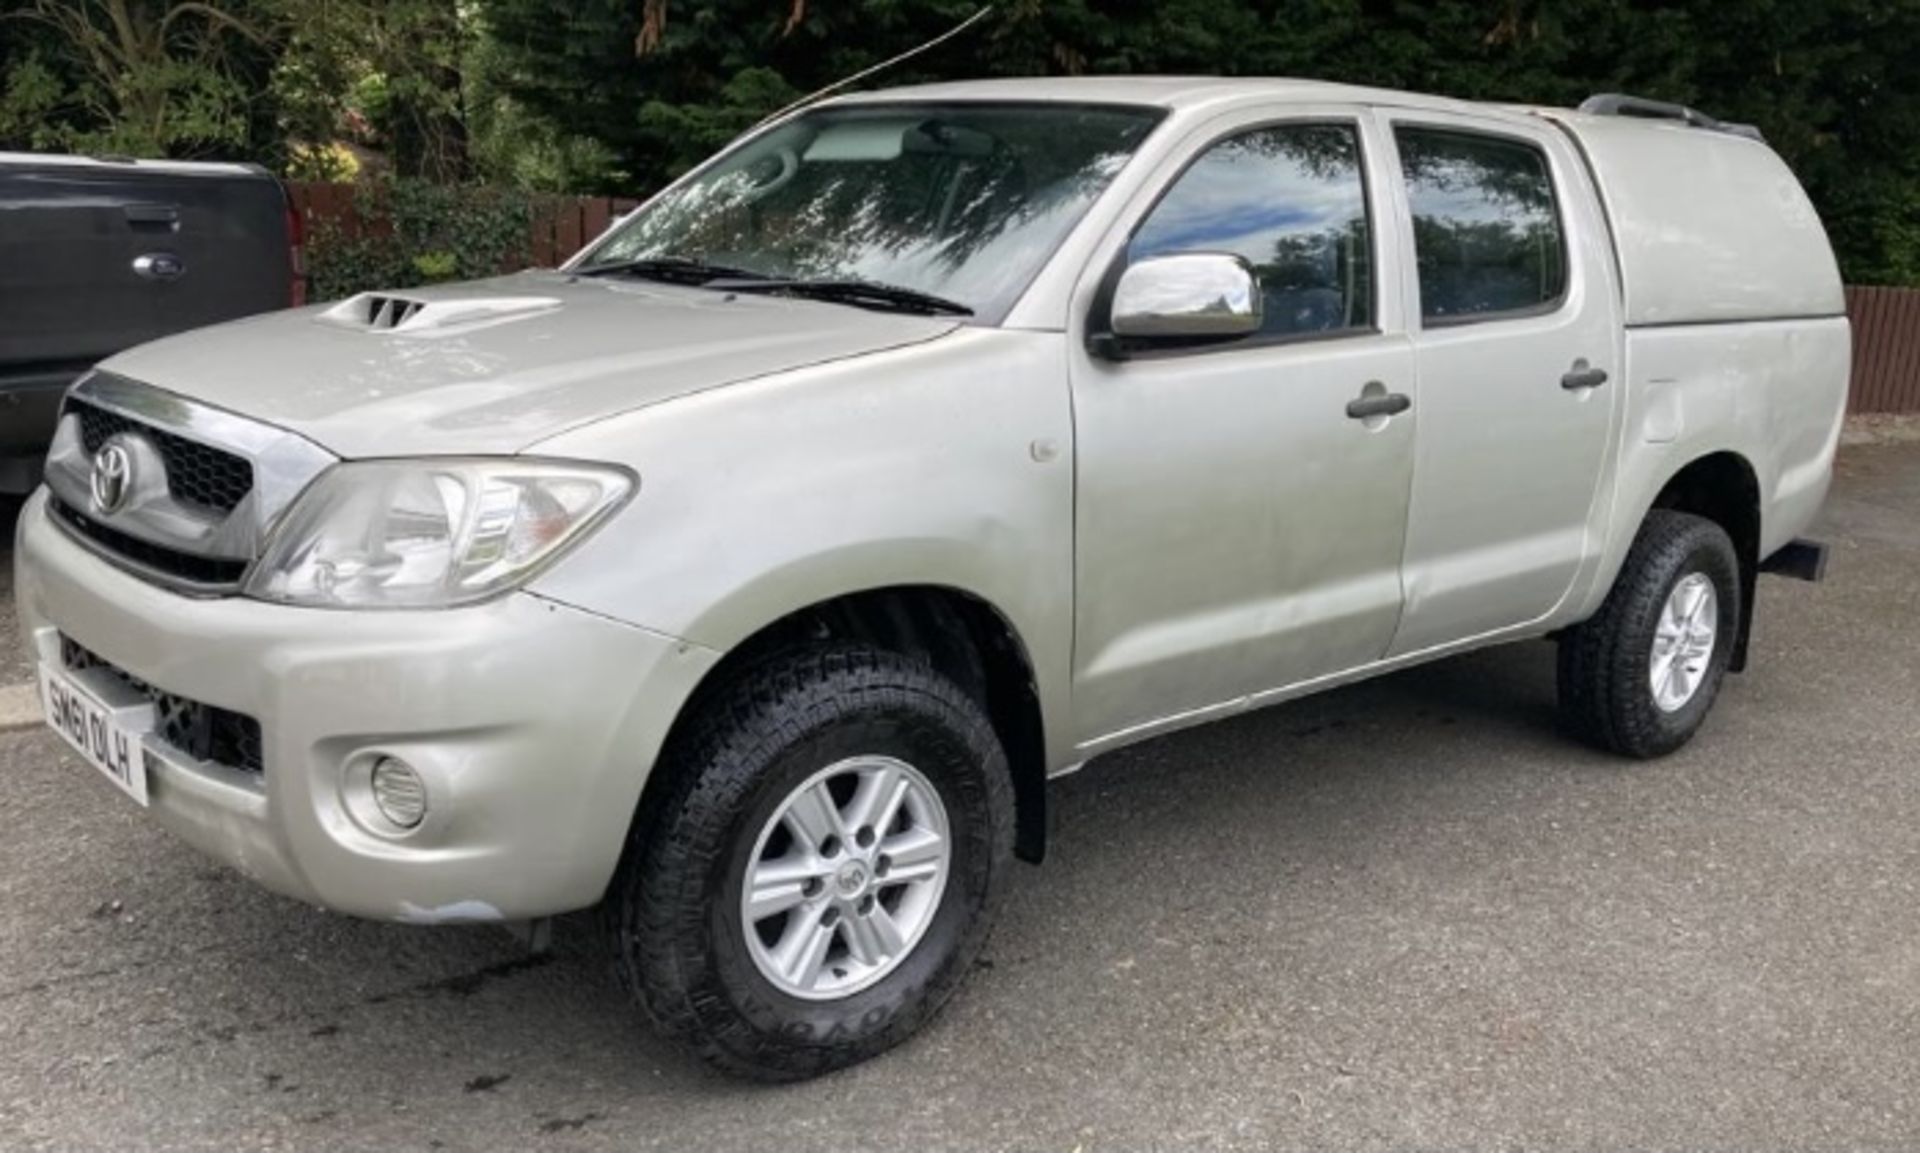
605, 644, 1015, 1080
1557, 509, 1742, 758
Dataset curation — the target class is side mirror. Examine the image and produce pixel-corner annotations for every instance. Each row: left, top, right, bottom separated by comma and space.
1108, 252, 1262, 344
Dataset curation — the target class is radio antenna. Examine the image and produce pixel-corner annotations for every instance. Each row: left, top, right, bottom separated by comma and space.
754, 6, 996, 127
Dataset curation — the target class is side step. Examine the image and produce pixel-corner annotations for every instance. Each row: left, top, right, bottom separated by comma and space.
1761, 538, 1829, 582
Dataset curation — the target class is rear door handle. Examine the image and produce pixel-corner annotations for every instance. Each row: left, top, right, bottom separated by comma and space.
1346, 391, 1412, 420
123, 203, 178, 228
1561, 360, 1609, 390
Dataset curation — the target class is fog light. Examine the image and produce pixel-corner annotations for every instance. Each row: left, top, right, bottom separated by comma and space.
370, 757, 427, 829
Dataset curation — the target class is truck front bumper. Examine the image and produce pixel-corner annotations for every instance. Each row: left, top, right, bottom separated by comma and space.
12, 489, 719, 921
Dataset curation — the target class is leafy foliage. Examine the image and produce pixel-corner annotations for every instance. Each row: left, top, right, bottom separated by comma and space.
0, 0, 274, 157
272, 0, 473, 181
305, 179, 533, 301
2, 0, 1916, 284
476, 0, 1920, 285
0, 52, 67, 149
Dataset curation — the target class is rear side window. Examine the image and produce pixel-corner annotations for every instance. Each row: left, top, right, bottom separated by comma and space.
1394, 127, 1565, 323
1131, 123, 1374, 339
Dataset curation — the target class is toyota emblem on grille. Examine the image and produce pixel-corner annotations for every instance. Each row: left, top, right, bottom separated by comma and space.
89, 440, 133, 514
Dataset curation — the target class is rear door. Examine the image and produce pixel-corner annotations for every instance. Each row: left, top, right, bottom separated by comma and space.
1, 162, 153, 374
0, 160, 289, 375
1376, 111, 1623, 656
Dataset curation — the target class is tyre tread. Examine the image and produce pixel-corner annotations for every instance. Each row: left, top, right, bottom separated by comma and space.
606, 643, 1012, 1080
1557, 510, 1741, 759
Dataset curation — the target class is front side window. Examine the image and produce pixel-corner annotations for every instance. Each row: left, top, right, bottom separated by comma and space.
579, 102, 1163, 320
1395, 127, 1566, 323
1130, 123, 1374, 339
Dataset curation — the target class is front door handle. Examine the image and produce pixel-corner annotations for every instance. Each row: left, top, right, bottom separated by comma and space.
1346, 391, 1412, 420
1561, 359, 1609, 390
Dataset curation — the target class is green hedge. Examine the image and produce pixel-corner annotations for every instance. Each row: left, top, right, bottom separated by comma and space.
306, 179, 535, 302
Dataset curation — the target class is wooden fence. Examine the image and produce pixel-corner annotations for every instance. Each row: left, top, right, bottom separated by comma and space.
526, 193, 643, 267
287, 182, 1920, 414
285, 181, 639, 271
1844, 286, 1920, 414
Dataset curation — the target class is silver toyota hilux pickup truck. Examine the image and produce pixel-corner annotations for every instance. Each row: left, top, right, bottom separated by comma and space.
13, 78, 1847, 1079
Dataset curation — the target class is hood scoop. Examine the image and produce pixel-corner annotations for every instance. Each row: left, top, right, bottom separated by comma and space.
318, 292, 561, 335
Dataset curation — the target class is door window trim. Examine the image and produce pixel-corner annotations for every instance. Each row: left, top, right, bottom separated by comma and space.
1387, 120, 1572, 330
1085, 115, 1383, 361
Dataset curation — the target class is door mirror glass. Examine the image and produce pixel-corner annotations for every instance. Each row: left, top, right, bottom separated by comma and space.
1110, 252, 1263, 341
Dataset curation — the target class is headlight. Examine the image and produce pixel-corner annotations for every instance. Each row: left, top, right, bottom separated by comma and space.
244, 458, 633, 609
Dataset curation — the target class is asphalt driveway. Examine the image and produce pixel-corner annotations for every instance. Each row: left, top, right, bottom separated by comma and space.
1, 445, 1917, 1152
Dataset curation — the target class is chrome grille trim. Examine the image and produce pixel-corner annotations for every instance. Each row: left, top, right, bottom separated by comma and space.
68, 397, 255, 514
42, 372, 337, 594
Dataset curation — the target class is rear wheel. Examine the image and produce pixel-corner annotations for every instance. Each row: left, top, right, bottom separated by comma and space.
1558, 510, 1742, 758
606, 645, 1014, 1080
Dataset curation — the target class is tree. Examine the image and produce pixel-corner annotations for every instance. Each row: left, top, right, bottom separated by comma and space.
2, 0, 273, 156
2, 0, 1914, 284
273, 0, 475, 182
475, 0, 1920, 284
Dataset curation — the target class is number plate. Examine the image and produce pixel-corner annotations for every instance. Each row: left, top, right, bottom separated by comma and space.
39, 662, 155, 807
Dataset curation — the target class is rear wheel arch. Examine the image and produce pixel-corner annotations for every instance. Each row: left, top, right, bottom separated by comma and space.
1642, 451, 1761, 670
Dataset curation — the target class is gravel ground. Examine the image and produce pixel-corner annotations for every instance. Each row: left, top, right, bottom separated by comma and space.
0, 444, 1916, 1152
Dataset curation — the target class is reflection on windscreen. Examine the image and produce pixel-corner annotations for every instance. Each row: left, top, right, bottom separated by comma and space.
585, 103, 1164, 318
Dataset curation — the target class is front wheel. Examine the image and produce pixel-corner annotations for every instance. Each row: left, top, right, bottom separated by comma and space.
1557, 510, 1742, 758
605, 645, 1014, 1080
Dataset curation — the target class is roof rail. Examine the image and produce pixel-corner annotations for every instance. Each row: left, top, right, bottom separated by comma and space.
1577, 94, 1765, 143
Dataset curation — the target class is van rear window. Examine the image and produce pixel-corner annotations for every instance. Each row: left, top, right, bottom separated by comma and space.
1395, 128, 1566, 324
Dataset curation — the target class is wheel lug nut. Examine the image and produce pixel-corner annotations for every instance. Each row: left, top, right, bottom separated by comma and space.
875, 855, 892, 877
856, 826, 875, 848
802, 878, 823, 898
858, 894, 875, 916
819, 835, 841, 858
821, 907, 841, 927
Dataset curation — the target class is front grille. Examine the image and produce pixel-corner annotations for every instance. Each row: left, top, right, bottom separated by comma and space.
62, 637, 264, 774
51, 497, 249, 587
69, 397, 254, 514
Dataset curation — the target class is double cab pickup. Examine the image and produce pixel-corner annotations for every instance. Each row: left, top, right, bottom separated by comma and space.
14, 78, 1846, 1078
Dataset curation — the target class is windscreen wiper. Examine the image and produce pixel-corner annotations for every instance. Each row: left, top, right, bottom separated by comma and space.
571, 255, 767, 285
708, 276, 974, 317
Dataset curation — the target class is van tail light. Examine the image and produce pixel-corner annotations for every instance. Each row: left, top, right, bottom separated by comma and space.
284, 194, 308, 307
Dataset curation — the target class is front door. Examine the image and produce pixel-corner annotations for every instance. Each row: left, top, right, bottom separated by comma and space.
1379, 112, 1622, 656
1069, 113, 1418, 745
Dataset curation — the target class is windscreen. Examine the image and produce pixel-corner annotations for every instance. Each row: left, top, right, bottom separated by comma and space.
578, 102, 1165, 319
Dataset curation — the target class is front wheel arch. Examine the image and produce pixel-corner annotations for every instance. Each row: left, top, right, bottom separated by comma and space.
606, 642, 1017, 1079
626, 584, 1050, 879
